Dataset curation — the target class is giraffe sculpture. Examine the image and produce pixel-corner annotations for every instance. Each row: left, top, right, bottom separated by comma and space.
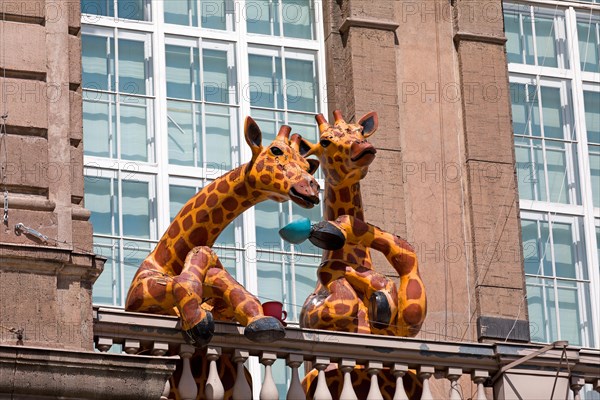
288, 111, 426, 399
125, 116, 320, 348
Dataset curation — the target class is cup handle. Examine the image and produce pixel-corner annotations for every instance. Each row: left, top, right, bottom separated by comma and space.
281, 310, 287, 321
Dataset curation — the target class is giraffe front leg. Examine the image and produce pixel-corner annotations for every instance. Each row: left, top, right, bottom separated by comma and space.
204, 266, 285, 343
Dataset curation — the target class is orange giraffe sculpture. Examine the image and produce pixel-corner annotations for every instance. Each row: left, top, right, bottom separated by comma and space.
125, 117, 320, 347
295, 111, 427, 336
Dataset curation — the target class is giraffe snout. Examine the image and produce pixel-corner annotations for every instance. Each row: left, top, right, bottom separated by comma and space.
350, 141, 377, 166
289, 178, 320, 208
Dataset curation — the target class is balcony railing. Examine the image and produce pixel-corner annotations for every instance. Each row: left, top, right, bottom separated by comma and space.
93, 307, 600, 400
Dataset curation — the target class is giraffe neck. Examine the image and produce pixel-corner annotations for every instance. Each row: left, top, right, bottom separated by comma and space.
150, 165, 267, 273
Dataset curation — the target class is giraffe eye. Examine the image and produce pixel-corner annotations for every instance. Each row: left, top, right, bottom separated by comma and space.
270, 146, 284, 156
320, 139, 331, 148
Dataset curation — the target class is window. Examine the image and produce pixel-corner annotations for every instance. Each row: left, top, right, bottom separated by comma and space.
81, 0, 152, 21
505, 2, 600, 350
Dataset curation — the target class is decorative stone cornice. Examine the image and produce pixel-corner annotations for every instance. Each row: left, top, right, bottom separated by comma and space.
339, 17, 399, 35
454, 31, 508, 46
0, 345, 176, 399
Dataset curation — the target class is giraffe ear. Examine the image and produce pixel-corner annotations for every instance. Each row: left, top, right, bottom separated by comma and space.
299, 137, 321, 157
307, 159, 320, 175
358, 112, 378, 138
244, 116, 262, 158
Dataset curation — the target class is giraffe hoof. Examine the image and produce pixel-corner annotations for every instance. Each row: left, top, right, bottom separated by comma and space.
183, 312, 215, 348
244, 317, 285, 343
369, 291, 392, 330
309, 221, 346, 250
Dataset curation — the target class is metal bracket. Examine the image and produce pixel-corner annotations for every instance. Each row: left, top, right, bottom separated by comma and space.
14, 223, 49, 244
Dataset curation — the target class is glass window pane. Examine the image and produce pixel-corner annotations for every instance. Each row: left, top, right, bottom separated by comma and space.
540, 87, 563, 139
92, 238, 120, 305
119, 38, 148, 96
85, 177, 118, 235
282, 0, 313, 39
589, 146, 600, 207
117, 0, 148, 21
522, 219, 541, 275
247, 1, 279, 36
204, 105, 232, 170
526, 277, 548, 343
504, 11, 523, 64
250, 109, 285, 145
285, 58, 315, 112
584, 91, 600, 145
203, 49, 230, 103
578, 21, 599, 73
82, 0, 114, 17
523, 15, 535, 65
201, 0, 227, 30
169, 185, 197, 221
120, 97, 149, 161
545, 282, 559, 343
294, 255, 318, 319
535, 16, 558, 68
82, 35, 114, 91
123, 240, 152, 293
164, 0, 197, 26
552, 222, 576, 278
511, 83, 529, 136
168, 100, 196, 166
515, 138, 536, 201
255, 202, 283, 250
557, 284, 582, 346
83, 92, 116, 158
249, 54, 283, 109
545, 142, 569, 204
166, 45, 197, 100
122, 180, 151, 238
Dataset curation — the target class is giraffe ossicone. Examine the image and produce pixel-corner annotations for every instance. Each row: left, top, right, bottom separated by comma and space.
125, 116, 320, 348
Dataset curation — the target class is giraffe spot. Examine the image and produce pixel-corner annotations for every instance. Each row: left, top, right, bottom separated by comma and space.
354, 248, 366, 259
226, 212, 235, 220
233, 182, 248, 197
309, 312, 320, 328
340, 165, 349, 175
242, 302, 259, 316
351, 219, 368, 237
337, 207, 346, 216
211, 227, 220, 235
229, 167, 241, 182
334, 155, 343, 162
283, 182, 289, 190
194, 193, 207, 208
196, 209, 210, 224
327, 157, 334, 164
329, 261, 346, 272
394, 236, 416, 253
318, 271, 332, 284
371, 238, 391, 254
182, 299, 199, 320
327, 187, 336, 203
334, 303, 351, 315
402, 304, 423, 326
188, 250, 209, 269
275, 173, 284, 180
171, 261, 183, 275
247, 175, 256, 188
321, 307, 333, 322
326, 206, 335, 219
181, 203, 193, 216
286, 170, 295, 178
182, 215, 193, 231
346, 253, 357, 265
329, 249, 344, 259
335, 318, 351, 329
352, 195, 361, 207
255, 160, 265, 173
173, 283, 188, 300
212, 208, 224, 224
273, 182, 281, 190
206, 182, 216, 193
330, 169, 341, 182
126, 284, 144, 310
148, 280, 167, 302
217, 180, 230, 194
229, 288, 245, 306
371, 275, 387, 290
210, 278, 226, 297
167, 223, 181, 238
260, 174, 272, 185
154, 241, 171, 265
222, 197, 238, 212
391, 254, 415, 276
174, 238, 191, 262
207, 194, 219, 208
252, 191, 261, 198
406, 279, 422, 300
189, 227, 209, 245
241, 200, 253, 208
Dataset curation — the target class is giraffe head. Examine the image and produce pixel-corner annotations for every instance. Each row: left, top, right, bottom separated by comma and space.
294, 110, 379, 186
244, 117, 320, 208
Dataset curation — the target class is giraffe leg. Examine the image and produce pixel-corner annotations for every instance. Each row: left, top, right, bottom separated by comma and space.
204, 264, 285, 343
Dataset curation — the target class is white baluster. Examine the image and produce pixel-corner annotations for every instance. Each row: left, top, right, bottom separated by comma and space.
178, 344, 198, 400
286, 354, 305, 400
205, 347, 225, 400
152, 342, 169, 357
571, 376, 585, 400
232, 349, 251, 400
96, 337, 113, 352
160, 379, 171, 400
124, 339, 140, 355
418, 366, 435, 400
446, 368, 462, 400
471, 370, 489, 400
366, 361, 384, 400
260, 352, 279, 400
313, 357, 333, 400
392, 364, 409, 400
339, 359, 358, 400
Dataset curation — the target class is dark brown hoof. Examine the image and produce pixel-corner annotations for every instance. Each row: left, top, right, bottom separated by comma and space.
183, 312, 214, 348
244, 317, 285, 343
369, 291, 392, 330
309, 221, 346, 250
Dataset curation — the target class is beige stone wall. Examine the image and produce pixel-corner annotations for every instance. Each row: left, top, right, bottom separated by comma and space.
0, 0, 101, 351
323, 0, 527, 344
